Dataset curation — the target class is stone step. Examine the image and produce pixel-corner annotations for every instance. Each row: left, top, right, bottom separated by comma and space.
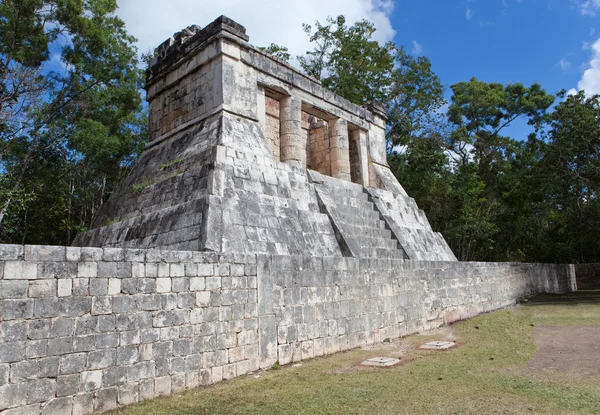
338, 214, 386, 229
333, 196, 375, 211
343, 224, 392, 239
337, 207, 382, 222
355, 235, 398, 250
362, 247, 407, 259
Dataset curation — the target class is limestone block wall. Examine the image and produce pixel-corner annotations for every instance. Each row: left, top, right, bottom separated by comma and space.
574, 263, 600, 290
0, 245, 259, 415
262, 257, 574, 366
0, 244, 574, 414
215, 144, 341, 257
148, 58, 222, 141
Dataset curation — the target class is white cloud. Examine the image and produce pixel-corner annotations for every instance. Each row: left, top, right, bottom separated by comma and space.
571, 37, 600, 96
116, 0, 396, 64
576, 0, 600, 16
465, 7, 473, 21
559, 59, 572, 72
411, 40, 423, 55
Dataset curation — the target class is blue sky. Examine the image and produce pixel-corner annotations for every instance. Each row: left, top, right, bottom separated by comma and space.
392, 1, 597, 96
385, 0, 600, 140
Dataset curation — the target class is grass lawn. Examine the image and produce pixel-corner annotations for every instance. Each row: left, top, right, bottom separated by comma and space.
116, 292, 600, 415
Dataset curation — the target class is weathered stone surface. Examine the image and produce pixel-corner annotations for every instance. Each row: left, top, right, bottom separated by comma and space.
70, 14, 454, 263
0, 15, 577, 415
361, 357, 401, 367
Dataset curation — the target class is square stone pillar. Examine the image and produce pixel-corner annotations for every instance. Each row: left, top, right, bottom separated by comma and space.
350, 129, 369, 186
279, 96, 305, 167
329, 118, 351, 181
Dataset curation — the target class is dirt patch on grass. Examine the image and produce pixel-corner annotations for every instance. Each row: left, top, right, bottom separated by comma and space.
526, 326, 600, 377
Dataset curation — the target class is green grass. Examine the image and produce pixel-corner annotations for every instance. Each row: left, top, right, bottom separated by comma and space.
116, 297, 600, 415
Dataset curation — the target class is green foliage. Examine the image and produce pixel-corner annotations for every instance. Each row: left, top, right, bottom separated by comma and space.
298, 15, 395, 105
448, 78, 554, 190
536, 91, 600, 263
0, 0, 147, 244
386, 48, 445, 147
258, 43, 291, 62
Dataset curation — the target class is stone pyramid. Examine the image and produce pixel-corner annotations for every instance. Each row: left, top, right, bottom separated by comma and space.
73, 16, 456, 261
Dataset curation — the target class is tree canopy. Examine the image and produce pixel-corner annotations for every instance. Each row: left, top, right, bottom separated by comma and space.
0, 0, 146, 244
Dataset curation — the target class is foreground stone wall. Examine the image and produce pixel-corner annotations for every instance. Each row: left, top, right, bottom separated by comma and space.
261, 256, 574, 365
0, 244, 574, 414
0, 245, 259, 415
575, 264, 600, 290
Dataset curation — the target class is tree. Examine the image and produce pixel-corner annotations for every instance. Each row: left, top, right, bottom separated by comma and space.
258, 43, 291, 62
386, 48, 445, 148
447, 78, 554, 191
298, 15, 395, 105
538, 91, 600, 263
0, 0, 146, 244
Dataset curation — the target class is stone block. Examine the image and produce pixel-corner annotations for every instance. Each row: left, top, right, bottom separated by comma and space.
108, 278, 122, 295
81, 370, 102, 391
94, 387, 118, 412
80, 248, 102, 261
60, 353, 87, 374
58, 279, 72, 297
4, 261, 37, 280
0, 280, 28, 299
37, 262, 77, 279
197, 264, 214, 276
0, 321, 26, 342
29, 280, 56, 297
118, 383, 139, 405
41, 397, 73, 415
0, 244, 23, 261
156, 278, 172, 293
95, 333, 119, 349
0, 383, 27, 410
2, 403, 40, 415
73, 392, 94, 415
172, 277, 189, 292
78, 262, 97, 279
0, 341, 25, 362
87, 350, 116, 370
48, 337, 73, 356
10, 360, 39, 382
102, 366, 127, 388
26, 339, 47, 358
154, 376, 171, 396
57, 374, 80, 397
66, 247, 81, 262
24, 245, 66, 262
92, 297, 112, 315
117, 345, 139, 365
190, 277, 205, 291
27, 378, 57, 404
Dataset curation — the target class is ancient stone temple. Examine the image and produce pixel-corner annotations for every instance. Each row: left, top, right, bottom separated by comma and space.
73, 15, 455, 261
0, 16, 577, 415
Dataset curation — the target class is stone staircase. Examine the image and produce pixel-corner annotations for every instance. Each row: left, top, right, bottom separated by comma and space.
308, 171, 408, 259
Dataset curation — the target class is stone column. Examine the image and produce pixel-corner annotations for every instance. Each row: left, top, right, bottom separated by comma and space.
279, 96, 304, 167
350, 129, 369, 186
329, 118, 351, 181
